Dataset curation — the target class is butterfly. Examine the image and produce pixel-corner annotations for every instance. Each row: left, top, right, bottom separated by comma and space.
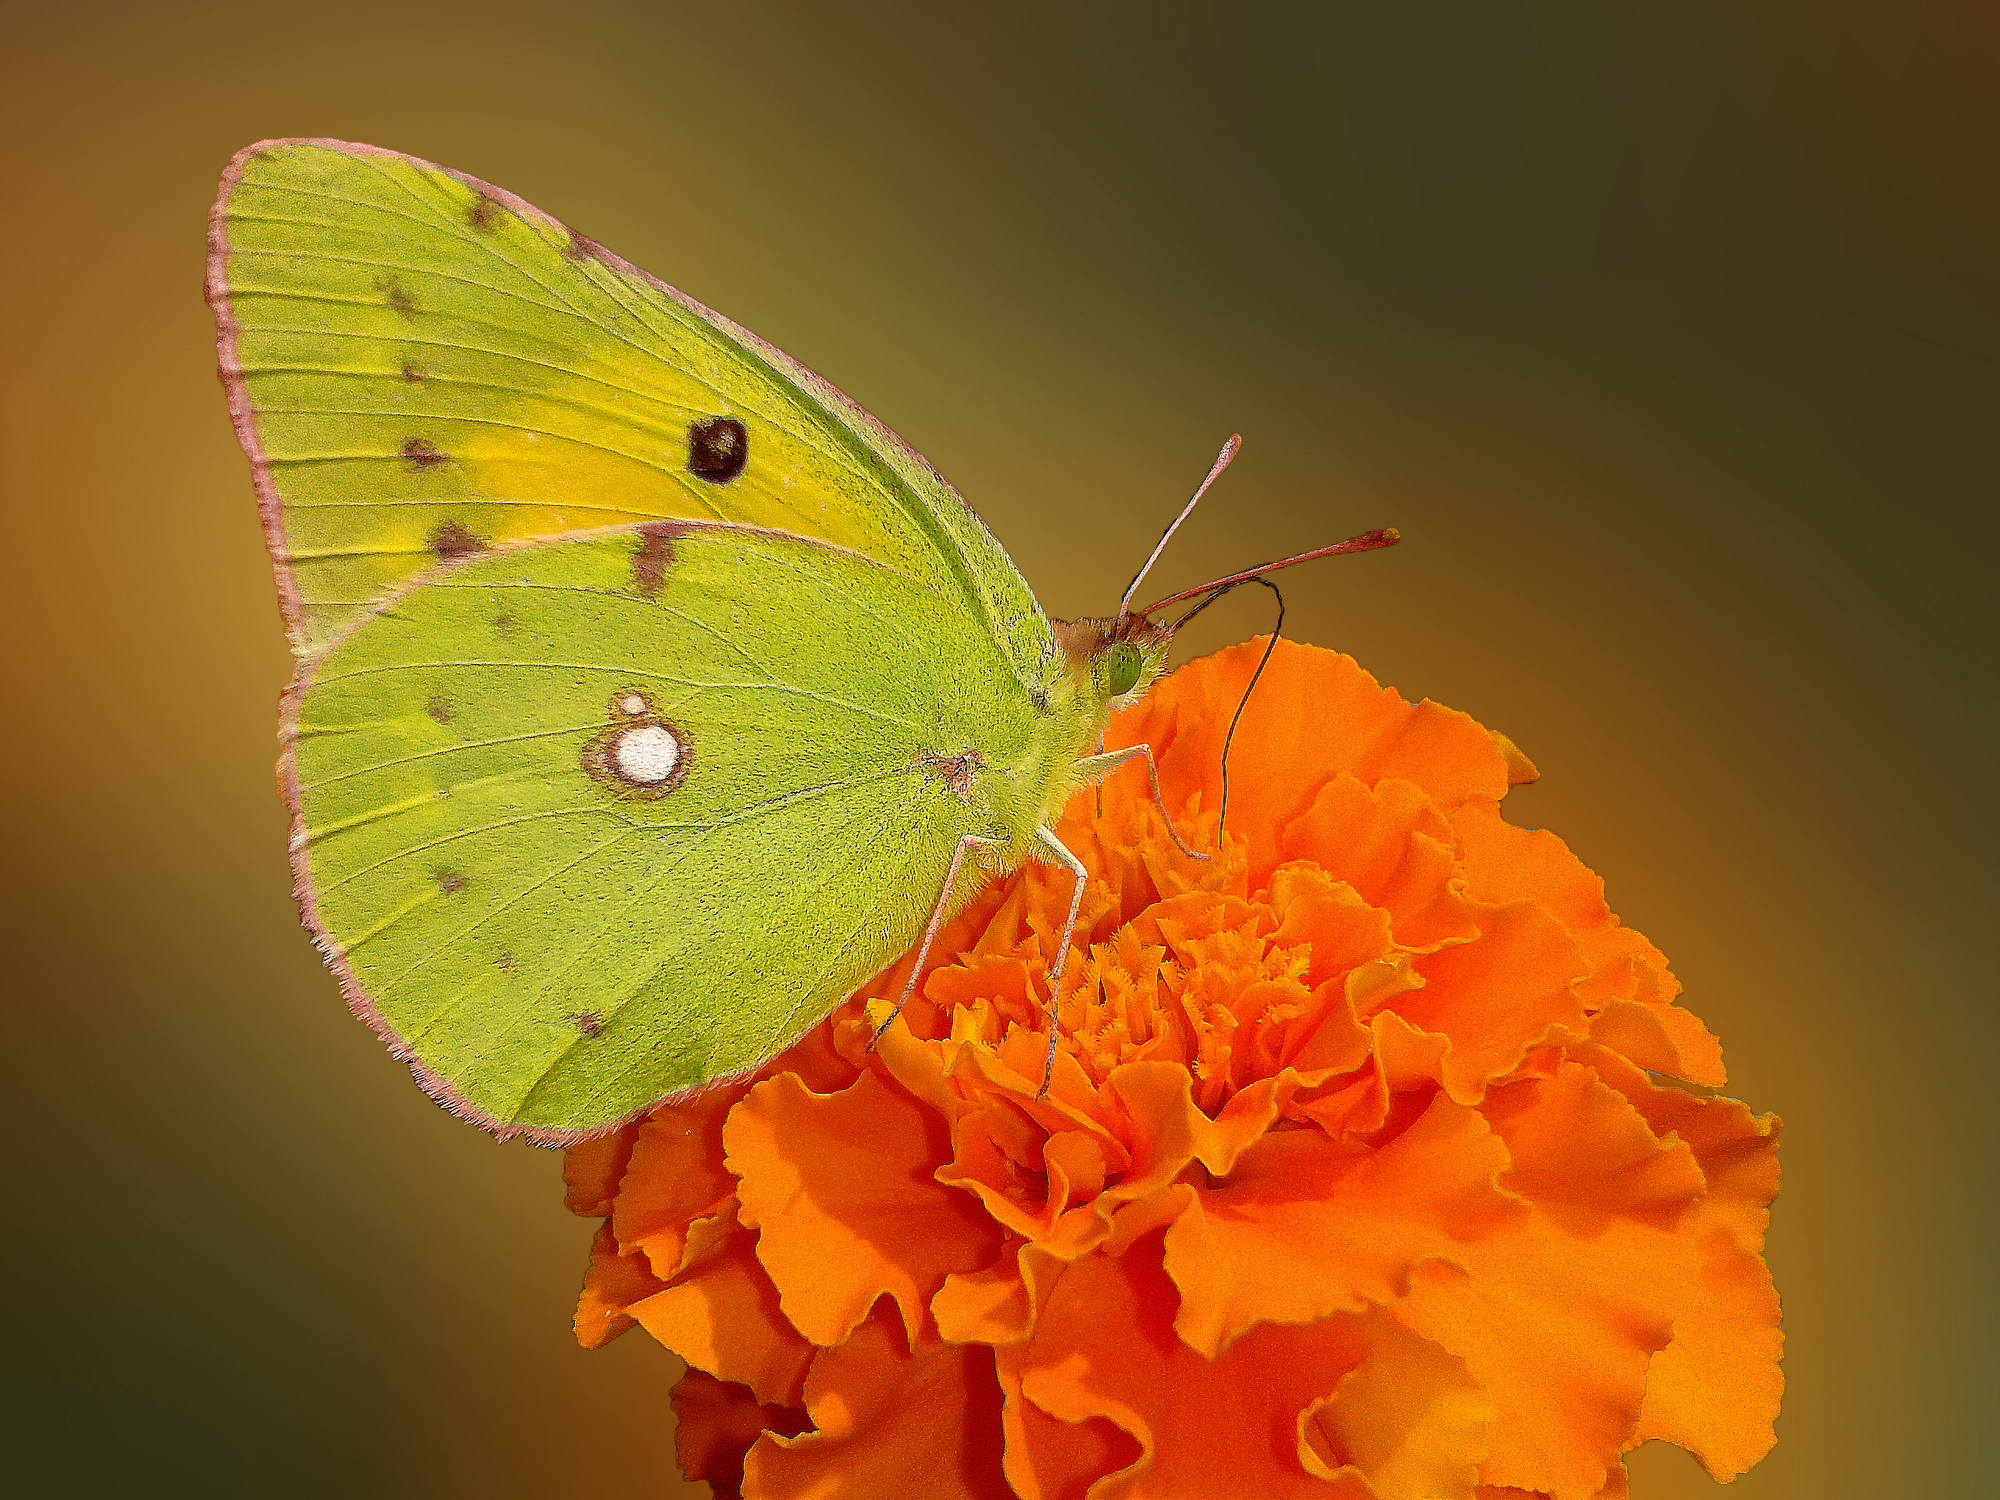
208, 139, 1396, 1144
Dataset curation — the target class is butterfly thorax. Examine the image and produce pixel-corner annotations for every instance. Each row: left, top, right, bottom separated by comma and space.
967, 614, 1177, 863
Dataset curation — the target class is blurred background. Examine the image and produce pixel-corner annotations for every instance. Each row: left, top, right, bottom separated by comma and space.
4, 2, 1993, 1495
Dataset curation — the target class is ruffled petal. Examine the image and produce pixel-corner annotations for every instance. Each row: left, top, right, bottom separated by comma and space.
612, 1086, 740, 1279
746, 1303, 1013, 1500
996, 1346, 1143, 1500
1011, 1232, 1376, 1499
1164, 1092, 1519, 1356
563, 1124, 636, 1217
671, 1369, 810, 1500
1108, 640, 1517, 888
574, 1220, 668, 1349
1579, 1046, 1783, 1478
1447, 802, 1724, 1087
629, 1228, 813, 1408
1386, 901, 1589, 1103
1279, 775, 1479, 951
1300, 1306, 1495, 1500
726, 1069, 1005, 1347
1391, 1257, 1654, 1500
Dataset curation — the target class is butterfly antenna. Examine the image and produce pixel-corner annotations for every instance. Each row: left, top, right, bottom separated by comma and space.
1214, 579, 1285, 852
1119, 435, 1242, 615
1140, 527, 1398, 617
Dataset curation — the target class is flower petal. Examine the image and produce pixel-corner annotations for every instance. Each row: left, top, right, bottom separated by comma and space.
1481, 1061, 1706, 1234
1446, 802, 1724, 1087
670, 1369, 810, 1500
574, 1220, 668, 1349
630, 1228, 813, 1407
1278, 775, 1479, 951
746, 1303, 1013, 1500
1108, 640, 1517, 888
1165, 1091, 1520, 1356
563, 1124, 637, 1218
726, 1068, 1005, 1347
1391, 1257, 1654, 1500
1393, 902, 1590, 1103
1300, 1306, 1495, 1500
1579, 1046, 1783, 1478
612, 1086, 740, 1279
1011, 1230, 1376, 1499
997, 1348, 1143, 1500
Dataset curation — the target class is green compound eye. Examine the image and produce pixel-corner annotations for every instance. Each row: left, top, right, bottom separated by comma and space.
1103, 641, 1144, 696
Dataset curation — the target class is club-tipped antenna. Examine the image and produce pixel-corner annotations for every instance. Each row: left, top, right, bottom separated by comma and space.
1140, 527, 1399, 617
1118, 434, 1243, 615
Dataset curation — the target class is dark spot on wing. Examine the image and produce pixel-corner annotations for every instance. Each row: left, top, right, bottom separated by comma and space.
495, 951, 515, 972
426, 695, 455, 724
468, 194, 502, 232
429, 520, 485, 561
382, 281, 418, 316
567, 1011, 605, 1038
434, 869, 469, 895
401, 437, 447, 470
632, 521, 690, 599
400, 361, 426, 383
687, 417, 748, 484
493, 611, 518, 638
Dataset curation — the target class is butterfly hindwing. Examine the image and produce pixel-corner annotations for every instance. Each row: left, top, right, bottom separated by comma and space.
211, 138, 1050, 673
288, 521, 1040, 1139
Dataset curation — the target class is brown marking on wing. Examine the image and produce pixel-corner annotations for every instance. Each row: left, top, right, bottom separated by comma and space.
429, 520, 485, 560
401, 437, 447, 470
632, 520, 692, 599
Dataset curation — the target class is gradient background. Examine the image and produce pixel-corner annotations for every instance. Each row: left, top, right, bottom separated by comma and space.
5, 3, 1993, 1495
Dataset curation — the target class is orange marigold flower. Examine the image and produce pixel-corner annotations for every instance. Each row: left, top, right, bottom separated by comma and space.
564, 640, 1782, 1500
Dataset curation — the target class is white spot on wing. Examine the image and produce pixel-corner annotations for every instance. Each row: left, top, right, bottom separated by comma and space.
614, 724, 681, 783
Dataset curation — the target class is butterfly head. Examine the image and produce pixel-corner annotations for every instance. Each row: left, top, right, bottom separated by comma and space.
1055, 612, 1176, 709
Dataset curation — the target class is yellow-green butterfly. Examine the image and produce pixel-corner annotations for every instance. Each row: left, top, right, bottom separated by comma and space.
210, 139, 1395, 1144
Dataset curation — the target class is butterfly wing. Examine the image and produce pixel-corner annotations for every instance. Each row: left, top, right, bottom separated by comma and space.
288, 520, 1036, 1141
209, 138, 1050, 674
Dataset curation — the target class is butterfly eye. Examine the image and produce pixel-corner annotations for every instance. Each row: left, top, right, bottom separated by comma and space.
687, 417, 748, 483
1103, 641, 1144, 697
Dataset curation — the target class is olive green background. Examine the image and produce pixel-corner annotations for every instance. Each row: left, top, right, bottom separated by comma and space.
5, 3, 1992, 1495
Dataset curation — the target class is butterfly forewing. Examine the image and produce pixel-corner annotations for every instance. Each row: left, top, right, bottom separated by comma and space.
211, 138, 1050, 672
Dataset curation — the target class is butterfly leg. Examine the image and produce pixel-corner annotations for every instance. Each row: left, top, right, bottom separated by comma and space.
1070, 744, 1210, 861
1032, 825, 1094, 1097
867, 833, 1000, 1053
